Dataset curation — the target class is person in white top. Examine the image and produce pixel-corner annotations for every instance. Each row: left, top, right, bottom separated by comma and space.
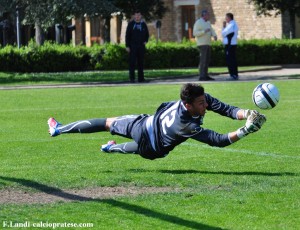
222, 13, 239, 80
193, 10, 217, 81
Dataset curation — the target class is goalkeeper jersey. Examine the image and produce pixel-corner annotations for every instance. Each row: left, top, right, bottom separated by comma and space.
147, 93, 240, 157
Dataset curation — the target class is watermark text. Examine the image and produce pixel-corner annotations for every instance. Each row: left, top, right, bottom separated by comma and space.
3, 221, 94, 229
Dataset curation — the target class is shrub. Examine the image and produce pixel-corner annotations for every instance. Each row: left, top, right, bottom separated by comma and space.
236, 39, 300, 66
93, 44, 128, 70
0, 39, 299, 72
0, 41, 92, 72
145, 42, 199, 69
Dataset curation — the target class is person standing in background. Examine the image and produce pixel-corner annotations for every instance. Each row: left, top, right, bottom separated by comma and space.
222, 13, 239, 80
193, 10, 217, 81
125, 10, 149, 83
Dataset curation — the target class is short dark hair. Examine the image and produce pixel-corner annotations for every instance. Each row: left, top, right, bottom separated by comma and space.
201, 10, 208, 17
226, 13, 234, 20
180, 83, 205, 104
134, 9, 141, 14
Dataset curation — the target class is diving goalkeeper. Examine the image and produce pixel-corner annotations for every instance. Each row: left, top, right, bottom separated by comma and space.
47, 83, 266, 160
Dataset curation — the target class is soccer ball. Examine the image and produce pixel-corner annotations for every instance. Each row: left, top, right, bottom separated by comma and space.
252, 83, 280, 109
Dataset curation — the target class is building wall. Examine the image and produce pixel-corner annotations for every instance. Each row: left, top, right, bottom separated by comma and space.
145, 0, 283, 43
76, 0, 299, 46
200, 0, 282, 40
146, 0, 178, 42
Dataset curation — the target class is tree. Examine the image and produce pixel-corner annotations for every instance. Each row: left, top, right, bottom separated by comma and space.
248, 0, 300, 38
0, 0, 61, 45
115, 0, 167, 21
0, 0, 167, 45
0, 0, 58, 45
0, 0, 118, 45
22, 0, 118, 44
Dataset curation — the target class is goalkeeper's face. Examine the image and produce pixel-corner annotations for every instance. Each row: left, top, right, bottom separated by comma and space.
186, 95, 208, 117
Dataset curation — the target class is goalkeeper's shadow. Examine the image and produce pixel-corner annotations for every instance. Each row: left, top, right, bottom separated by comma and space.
128, 169, 298, 177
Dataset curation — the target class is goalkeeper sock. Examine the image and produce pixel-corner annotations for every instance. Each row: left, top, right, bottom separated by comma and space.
58, 118, 107, 134
109, 142, 139, 154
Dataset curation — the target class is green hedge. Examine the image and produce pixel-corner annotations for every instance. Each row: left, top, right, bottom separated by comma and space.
0, 39, 299, 72
0, 42, 95, 72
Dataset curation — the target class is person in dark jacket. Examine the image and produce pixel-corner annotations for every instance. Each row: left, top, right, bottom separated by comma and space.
125, 10, 149, 83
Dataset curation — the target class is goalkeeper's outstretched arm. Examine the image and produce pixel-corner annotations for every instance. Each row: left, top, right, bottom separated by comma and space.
205, 93, 261, 121
192, 111, 267, 146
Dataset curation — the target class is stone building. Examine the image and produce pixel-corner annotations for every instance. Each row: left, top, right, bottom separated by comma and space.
144, 0, 300, 42
74, 0, 300, 46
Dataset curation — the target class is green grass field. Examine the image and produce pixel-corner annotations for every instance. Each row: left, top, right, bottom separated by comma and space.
0, 80, 299, 229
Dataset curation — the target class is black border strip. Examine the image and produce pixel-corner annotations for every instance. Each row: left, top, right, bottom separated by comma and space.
260, 85, 276, 108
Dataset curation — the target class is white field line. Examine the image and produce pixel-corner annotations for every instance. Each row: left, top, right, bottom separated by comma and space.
181, 142, 300, 159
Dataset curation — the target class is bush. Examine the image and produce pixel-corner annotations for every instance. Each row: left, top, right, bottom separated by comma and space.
0, 41, 92, 72
93, 44, 128, 70
145, 42, 199, 68
0, 39, 299, 72
235, 39, 300, 66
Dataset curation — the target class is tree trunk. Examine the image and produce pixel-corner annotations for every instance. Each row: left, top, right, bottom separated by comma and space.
35, 22, 44, 46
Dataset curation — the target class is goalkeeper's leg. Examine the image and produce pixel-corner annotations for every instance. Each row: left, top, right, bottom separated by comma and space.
101, 141, 139, 154
48, 117, 116, 136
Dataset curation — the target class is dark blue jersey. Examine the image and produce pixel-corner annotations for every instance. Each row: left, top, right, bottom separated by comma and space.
149, 93, 240, 156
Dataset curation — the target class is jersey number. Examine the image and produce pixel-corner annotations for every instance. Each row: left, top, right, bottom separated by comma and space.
161, 110, 176, 135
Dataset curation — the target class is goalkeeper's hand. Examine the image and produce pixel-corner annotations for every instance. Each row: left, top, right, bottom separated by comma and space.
243, 109, 260, 119
237, 111, 267, 138
246, 110, 266, 132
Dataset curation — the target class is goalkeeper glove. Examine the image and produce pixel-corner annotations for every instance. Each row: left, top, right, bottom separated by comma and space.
237, 111, 267, 138
243, 109, 259, 119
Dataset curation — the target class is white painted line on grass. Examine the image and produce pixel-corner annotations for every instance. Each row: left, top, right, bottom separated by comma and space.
182, 142, 300, 159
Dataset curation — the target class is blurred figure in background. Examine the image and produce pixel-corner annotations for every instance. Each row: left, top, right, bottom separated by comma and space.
193, 10, 217, 81
125, 10, 149, 83
222, 13, 239, 80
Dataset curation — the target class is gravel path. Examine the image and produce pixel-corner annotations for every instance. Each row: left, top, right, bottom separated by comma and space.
150, 68, 300, 84
0, 68, 299, 90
